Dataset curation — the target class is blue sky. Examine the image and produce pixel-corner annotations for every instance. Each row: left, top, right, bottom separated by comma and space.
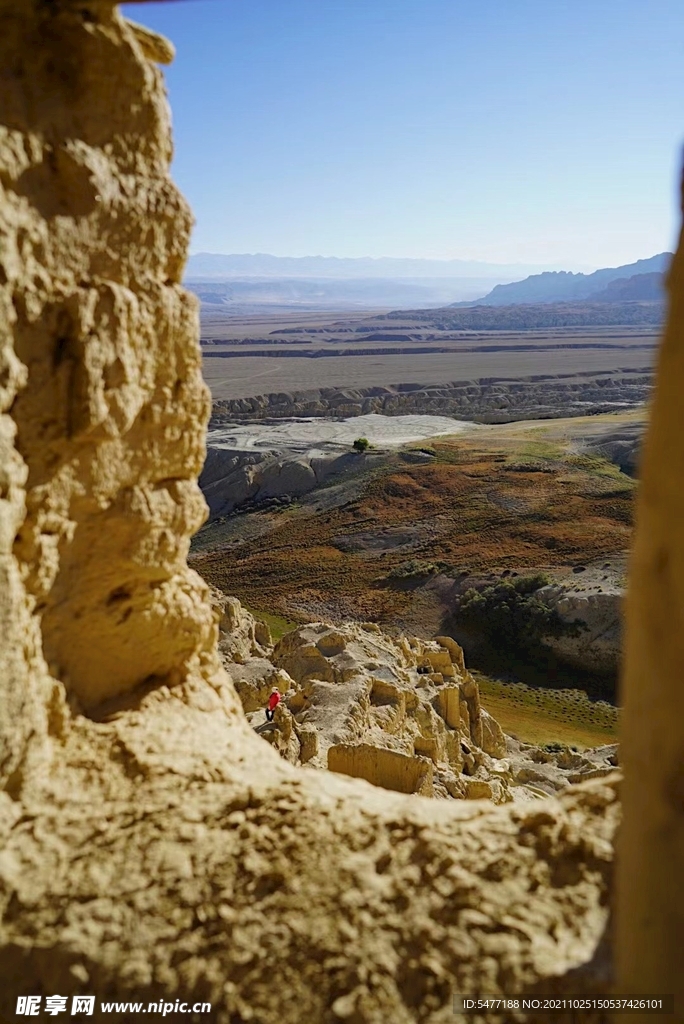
123, 0, 684, 268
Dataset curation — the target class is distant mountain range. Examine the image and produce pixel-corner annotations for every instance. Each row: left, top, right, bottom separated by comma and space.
586, 271, 665, 303
185, 252, 582, 281
190, 276, 526, 308
188, 252, 671, 314
454, 253, 671, 307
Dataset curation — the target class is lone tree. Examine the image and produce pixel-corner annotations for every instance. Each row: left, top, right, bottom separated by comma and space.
353, 437, 370, 452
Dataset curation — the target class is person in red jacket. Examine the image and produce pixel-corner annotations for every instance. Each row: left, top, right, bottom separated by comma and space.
265, 687, 280, 722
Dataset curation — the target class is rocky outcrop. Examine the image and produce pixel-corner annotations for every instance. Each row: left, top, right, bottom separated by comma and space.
221, 606, 621, 806
201, 446, 316, 517
267, 621, 516, 800
210, 370, 652, 424
0, 3, 679, 1021
538, 583, 623, 675
1, 0, 220, 723
213, 588, 272, 662
582, 423, 643, 477
200, 444, 375, 519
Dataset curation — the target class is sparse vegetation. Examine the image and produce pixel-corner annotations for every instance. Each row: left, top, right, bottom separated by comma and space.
244, 606, 299, 642
196, 432, 634, 609
353, 437, 370, 452
454, 573, 585, 651
386, 559, 446, 580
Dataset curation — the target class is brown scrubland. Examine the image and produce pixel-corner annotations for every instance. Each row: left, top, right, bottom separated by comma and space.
193, 415, 637, 691
0, 3, 681, 1024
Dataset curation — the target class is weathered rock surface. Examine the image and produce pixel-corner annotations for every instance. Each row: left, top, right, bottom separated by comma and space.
538, 582, 623, 675
582, 424, 643, 478
221, 604, 621, 806
271, 620, 515, 799
213, 588, 272, 662
200, 444, 379, 519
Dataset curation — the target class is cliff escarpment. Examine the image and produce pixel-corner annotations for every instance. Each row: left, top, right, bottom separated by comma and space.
210, 370, 651, 424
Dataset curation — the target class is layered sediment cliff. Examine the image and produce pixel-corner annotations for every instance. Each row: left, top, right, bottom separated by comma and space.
211, 370, 651, 424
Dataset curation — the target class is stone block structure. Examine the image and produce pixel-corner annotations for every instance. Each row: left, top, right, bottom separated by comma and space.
328, 743, 435, 796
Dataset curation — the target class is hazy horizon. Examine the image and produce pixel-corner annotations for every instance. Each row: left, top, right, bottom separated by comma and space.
124, 0, 683, 268
186, 251, 597, 275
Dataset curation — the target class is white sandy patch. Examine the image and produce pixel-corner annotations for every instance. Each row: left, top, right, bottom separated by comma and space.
208, 413, 474, 455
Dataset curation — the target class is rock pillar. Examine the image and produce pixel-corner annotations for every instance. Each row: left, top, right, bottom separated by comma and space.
0, 0, 221, 770
617, 178, 684, 1014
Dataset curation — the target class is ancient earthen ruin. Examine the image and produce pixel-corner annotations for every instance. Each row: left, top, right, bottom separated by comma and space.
0, 2, 681, 1021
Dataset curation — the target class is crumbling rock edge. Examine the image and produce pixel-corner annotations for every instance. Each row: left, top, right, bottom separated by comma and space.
0, 680, 620, 1022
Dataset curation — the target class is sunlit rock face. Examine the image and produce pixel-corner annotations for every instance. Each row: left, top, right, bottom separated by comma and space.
224, 605, 620, 804
0, 0, 221, 725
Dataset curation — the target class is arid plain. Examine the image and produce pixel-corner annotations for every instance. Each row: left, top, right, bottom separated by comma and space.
201, 305, 658, 399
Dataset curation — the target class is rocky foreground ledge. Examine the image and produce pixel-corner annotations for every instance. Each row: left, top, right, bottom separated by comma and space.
0, 593, 620, 1023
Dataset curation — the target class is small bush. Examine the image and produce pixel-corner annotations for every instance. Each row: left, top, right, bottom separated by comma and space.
387, 559, 446, 580
353, 437, 370, 452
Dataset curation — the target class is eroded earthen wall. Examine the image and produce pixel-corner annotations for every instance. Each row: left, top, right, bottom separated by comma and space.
328, 742, 435, 796
0, 0, 223, 754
